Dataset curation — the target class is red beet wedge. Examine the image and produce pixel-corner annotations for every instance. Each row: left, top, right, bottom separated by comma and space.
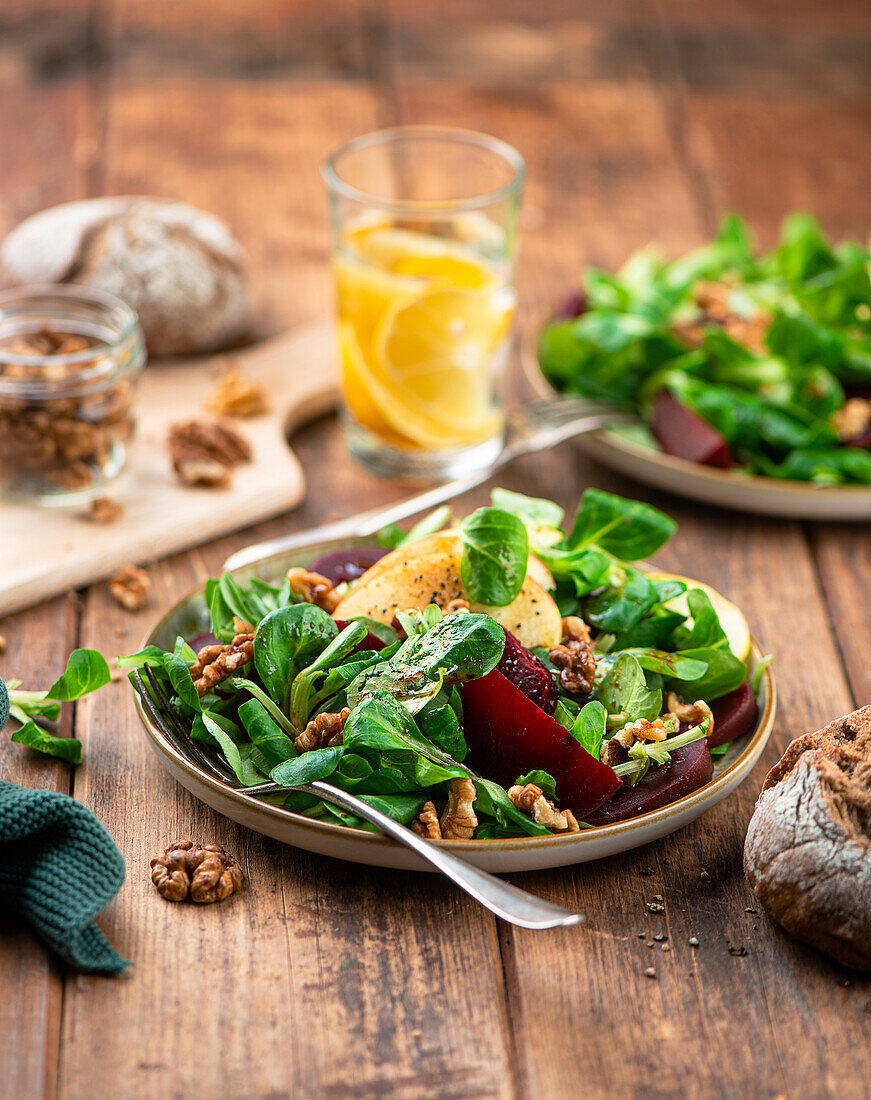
308, 545, 389, 586
497, 630, 558, 714
584, 740, 713, 826
650, 390, 733, 468
462, 669, 620, 817
709, 681, 758, 747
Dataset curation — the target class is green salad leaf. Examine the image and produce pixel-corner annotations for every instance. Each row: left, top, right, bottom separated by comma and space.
459, 507, 529, 606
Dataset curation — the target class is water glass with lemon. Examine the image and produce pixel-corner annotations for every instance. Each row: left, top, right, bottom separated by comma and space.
322, 127, 524, 478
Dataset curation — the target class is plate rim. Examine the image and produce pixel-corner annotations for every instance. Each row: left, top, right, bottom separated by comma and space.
133, 550, 777, 857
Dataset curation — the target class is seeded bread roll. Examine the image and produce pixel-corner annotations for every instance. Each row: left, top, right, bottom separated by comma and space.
744, 706, 871, 970
0, 197, 251, 357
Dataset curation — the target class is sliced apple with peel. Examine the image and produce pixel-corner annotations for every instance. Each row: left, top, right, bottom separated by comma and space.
332, 531, 562, 650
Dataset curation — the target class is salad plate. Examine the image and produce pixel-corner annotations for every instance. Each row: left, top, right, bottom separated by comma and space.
532, 213, 871, 520
131, 489, 776, 873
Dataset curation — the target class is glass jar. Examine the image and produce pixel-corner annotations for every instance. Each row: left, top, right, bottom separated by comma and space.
0, 285, 146, 505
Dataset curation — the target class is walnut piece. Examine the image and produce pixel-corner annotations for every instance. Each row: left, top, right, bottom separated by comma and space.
673, 280, 770, 356
831, 397, 871, 442
286, 567, 341, 613
508, 783, 580, 833
549, 616, 597, 696
667, 692, 714, 736
444, 598, 470, 615
411, 801, 442, 839
439, 778, 478, 839
167, 418, 252, 488
612, 716, 672, 750
108, 564, 151, 610
207, 368, 269, 418
88, 496, 125, 524
150, 839, 244, 904
744, 706, 871, 970
190, 631, 255, 695
294, 708, 351, 753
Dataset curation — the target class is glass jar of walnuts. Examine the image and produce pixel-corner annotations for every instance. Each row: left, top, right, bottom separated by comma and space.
0, 285, 146, 504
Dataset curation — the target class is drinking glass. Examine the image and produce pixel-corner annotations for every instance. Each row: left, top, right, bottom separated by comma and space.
322, 126, 525, 479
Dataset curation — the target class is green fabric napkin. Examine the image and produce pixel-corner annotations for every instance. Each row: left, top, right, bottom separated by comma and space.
0, 679, 129, 974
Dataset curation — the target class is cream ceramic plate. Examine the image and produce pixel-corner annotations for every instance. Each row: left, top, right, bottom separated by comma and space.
135, 538, 776, 872
524, 352, 871, 520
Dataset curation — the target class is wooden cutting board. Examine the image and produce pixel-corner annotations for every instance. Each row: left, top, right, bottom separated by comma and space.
1, 322, 340, 616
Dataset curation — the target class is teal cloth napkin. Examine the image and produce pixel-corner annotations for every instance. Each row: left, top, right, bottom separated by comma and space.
0, 679, 129, 974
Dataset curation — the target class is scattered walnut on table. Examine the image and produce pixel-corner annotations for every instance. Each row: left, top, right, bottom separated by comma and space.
294, 707, 351, 753
108, 564, 151, 610
439, 778, 478, 839
411, 801, 442, 839
286, 567, 341, 613
190, 631, 255, 695
88, 496, 125, 524
150, 839, 244, 903
549, 615, 597, 696
167, 418, 252, 488
207, 367, 269, 418
508, 782, 580, 833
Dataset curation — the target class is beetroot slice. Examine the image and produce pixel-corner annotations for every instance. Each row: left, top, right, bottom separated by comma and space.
709, 681, 758, 747
334, 619, 389, 653
585, 740, 713, 826
650, 390, 733, 469
497, 630, 558, 714
308, 545, 388, 586
462, 669, 620, 817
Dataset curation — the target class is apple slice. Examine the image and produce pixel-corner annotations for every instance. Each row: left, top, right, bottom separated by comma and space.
462, 669, 620, 817
497, 630, 558, 714
650, 390, 733, 468
584, 740, 713, 825
709, 681, 758, 747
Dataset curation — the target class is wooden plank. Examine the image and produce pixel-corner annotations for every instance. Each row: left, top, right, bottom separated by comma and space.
0, 4, 99, 1093
58, 77, 518, 1100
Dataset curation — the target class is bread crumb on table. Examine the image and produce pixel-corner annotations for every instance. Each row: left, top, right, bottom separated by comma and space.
207, 368, 269, 418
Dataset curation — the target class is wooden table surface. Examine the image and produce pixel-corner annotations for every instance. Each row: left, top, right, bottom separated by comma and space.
3, 2, 871, 1098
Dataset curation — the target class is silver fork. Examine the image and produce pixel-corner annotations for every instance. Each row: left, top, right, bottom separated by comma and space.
133, 667, 585, 930
224, 396, 635, 572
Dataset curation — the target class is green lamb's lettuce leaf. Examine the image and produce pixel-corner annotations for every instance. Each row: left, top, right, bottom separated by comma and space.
459, 507, 529, 606
348, 613, 504, 715
271, 745, 346, 787
670, 589, 731, 652
672, 647, 746, 701
567, 489, 677, 561
207, 573, 299, 642
566, 700, 607, 759
238, 698, 297, 768
199, 711, 267, 787
594, 653, 662, 721
43, 649, 111, 701
254, 604, 337, 713
10, 719, 82, 763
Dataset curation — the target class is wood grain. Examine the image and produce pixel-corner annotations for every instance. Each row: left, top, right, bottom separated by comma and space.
4, 1, 871, 1098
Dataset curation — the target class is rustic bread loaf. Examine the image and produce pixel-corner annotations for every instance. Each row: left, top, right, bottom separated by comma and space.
0, 197, 251, 357
744, 706, 871, 969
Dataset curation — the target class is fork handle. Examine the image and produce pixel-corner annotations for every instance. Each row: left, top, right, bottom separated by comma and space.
242, 779, 584, 930
222, 407, 632, 573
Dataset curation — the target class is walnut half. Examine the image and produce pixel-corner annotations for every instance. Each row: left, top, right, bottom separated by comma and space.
168, 418, 252, 488
508, 783, 580, 833
150, 840, 244, 903
744, 707, 871, 970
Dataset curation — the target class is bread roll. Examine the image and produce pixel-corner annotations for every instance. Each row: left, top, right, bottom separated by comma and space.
0, 197, 251, 357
